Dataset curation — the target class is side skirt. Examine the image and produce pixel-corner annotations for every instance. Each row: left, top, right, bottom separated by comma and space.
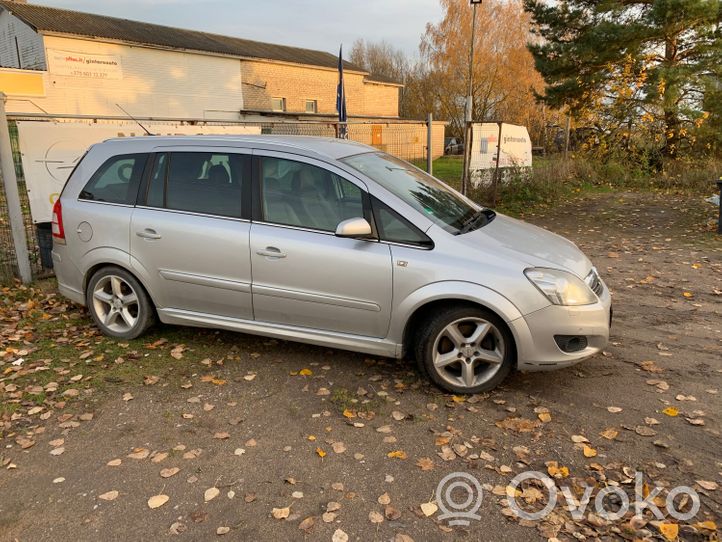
157, 308, 401, 359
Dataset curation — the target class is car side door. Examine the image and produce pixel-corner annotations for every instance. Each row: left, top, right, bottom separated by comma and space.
250, 152, 393, 338
130, 147, 253, 319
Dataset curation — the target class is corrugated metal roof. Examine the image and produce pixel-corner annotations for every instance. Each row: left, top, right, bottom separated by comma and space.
0, 0, 392, 79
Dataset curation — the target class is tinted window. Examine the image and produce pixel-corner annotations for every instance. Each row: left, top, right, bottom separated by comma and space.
80, 153, 148, 204
342, 152, 482, 234
145, 152, 248, 218
372, 197, 433, 248
260, 157, 364, 232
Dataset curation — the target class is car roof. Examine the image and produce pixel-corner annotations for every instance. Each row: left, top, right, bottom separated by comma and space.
99, 135, 376, 161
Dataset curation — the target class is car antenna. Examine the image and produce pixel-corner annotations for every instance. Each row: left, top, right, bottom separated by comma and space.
116, 103, 154, 136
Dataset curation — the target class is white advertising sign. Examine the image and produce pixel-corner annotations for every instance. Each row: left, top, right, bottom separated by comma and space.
16, 121, 262, 223
469, 123, 532, 185
47, 49, 124, 80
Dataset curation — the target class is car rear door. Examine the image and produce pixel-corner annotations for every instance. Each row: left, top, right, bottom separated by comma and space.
250, 152, 393, 338
130, 147, 253, 319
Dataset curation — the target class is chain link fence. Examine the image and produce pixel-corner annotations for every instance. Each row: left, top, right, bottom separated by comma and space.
0, 116, 445, 283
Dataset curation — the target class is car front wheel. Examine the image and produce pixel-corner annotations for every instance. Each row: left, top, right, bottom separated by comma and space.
86, 266, 155, 340
416, 306, 514, 394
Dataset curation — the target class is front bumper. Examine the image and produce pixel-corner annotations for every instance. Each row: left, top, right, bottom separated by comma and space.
509, 282, 612, 371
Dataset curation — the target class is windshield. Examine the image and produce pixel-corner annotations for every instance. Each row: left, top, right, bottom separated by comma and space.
341, 152, 489, 234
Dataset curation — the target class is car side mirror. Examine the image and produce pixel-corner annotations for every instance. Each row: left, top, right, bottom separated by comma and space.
335, 217, 372, 238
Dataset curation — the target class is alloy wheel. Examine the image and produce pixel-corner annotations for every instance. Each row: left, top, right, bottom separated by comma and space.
91, 275, 140, 333
431, 316, 506, 390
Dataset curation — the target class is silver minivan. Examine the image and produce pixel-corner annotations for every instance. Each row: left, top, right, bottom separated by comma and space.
51, 136, 611, 394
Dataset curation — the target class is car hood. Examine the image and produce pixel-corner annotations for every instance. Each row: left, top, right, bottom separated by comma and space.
457, 213, 592, 278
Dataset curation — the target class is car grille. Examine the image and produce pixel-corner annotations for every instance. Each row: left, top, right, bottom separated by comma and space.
585, 268, 604, 296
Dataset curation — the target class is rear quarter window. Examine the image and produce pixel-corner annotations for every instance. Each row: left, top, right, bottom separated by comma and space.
79, 153, 148, 205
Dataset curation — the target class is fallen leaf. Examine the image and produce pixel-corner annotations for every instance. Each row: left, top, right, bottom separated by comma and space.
99, 490, 119, 501
416, 457, 434, 471
369, 510, 384, 524
600, 428, 618, 440
635, 425, 657, 436
420, 502, 438, 517
387, 450, 407, 460
658, 522, 679, 541
107, 459, 122, 467
662, 406, 679, 417
160, 467, 180, 478
213, 432, 230, 440
298, 368, 313, 376
298, 516, 315, 532
127, 448, 150, 460
205, 487, 220, 502
377, 492, 391, 505
696, 480, 718, 491
216, 527, 230, 535
332, 529, 348, 542
583, 445, 597, 458
147, 494, 169, 509
385, 505, 401, 520
151, 452, 168, 463
607, 406, 623, 413
272, 506, 290, 519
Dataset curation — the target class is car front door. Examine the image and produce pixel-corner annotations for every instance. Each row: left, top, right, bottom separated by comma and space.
250, 152, 392, 338
130, 148, 253, 319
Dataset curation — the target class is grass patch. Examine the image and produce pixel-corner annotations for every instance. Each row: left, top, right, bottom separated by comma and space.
330, 386, 381, 415
414, 154, 720, 217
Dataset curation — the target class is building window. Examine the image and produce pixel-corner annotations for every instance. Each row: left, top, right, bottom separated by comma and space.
271, 97, 286, 112
305, 100, 317, 114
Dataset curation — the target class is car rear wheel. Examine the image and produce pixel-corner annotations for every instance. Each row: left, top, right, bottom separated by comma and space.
86, 266, 155, 339
416, 306, 514, 394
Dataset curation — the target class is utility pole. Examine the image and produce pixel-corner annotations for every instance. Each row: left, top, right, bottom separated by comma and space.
461, 0, 481, 195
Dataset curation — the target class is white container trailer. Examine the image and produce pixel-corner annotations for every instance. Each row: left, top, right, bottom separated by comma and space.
469, 122, 532, 187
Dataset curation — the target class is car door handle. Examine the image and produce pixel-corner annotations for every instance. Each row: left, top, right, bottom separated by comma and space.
256, 246, 286, 259
136, 228, 162, 240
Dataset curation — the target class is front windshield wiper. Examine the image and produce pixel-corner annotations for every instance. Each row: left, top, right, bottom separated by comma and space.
457, 208, 496, 234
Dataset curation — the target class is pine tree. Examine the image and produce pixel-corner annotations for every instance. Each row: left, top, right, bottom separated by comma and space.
524, 0, 722, 158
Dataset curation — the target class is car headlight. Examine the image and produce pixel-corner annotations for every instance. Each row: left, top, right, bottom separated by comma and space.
524, 268, 598, 306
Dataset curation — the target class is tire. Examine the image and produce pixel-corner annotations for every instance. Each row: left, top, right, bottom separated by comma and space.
86, 266, 155, 340
415, 306, 514, 394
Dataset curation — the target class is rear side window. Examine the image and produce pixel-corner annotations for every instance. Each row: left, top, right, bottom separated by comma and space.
145, 152, 249, 218
372, 196, 433, 248
79, 153, 148, 204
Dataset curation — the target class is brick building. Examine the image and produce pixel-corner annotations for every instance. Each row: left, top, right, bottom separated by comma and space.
0, 0, 403, 120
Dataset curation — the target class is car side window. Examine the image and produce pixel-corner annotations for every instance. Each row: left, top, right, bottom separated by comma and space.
260, 157, 364, 232
145, 152, 249, 218
372, 196, 433, 248
79, 153, 148, 204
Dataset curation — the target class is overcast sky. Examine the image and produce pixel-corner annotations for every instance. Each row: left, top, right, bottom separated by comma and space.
38, 0, 443, 59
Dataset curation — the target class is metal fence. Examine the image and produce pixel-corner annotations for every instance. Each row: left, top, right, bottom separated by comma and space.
0, 116, 444, 283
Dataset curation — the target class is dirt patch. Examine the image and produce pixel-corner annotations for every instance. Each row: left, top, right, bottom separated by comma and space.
1, 191, 720, 541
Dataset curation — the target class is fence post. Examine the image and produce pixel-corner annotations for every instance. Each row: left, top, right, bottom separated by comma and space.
0, 93, 32, 283
426, 113, 433, 175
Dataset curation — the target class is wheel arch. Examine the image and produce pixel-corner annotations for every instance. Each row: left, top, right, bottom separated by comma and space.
83, 259, 159, 310
395, 281, 522, 360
